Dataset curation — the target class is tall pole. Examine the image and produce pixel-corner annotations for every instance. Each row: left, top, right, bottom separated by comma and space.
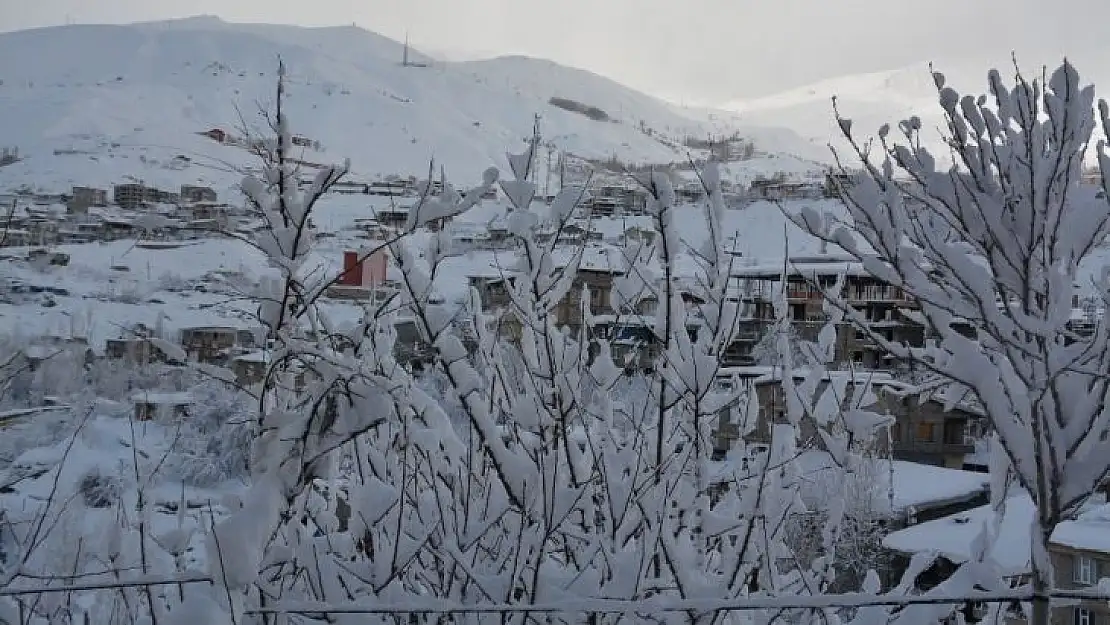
530, 113, 541, 186
544, 146, 554, 200
559, 152, 566, 194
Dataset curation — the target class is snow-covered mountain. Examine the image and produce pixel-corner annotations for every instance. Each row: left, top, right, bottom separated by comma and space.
0, 16, 826, 194
723, 56, 1110, 162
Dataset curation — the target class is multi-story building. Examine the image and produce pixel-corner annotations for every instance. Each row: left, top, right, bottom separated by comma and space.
724, 255, 925, 368
68, 186, 108, 213
585, 185, 648, 216
114, 184, 177, 209
1052, 542, 1110, 625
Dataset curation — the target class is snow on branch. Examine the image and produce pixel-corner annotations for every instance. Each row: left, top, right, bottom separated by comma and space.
788, 59, 1110, 625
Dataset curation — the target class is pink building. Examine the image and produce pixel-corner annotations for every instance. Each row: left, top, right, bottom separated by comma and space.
339, 249, 389, 287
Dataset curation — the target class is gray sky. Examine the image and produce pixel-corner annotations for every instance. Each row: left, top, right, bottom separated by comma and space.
2, 0, 1106, 103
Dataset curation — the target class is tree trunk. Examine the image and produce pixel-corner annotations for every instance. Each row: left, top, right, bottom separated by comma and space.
1030, 524, 1056, 625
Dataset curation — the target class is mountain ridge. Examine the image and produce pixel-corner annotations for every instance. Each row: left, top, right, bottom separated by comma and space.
0, 17, 827, 194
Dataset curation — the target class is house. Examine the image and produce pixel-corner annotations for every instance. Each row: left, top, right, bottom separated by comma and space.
824, 171, 857, 199
373, 207, 410, 229
874, 382, 985, 469
132, 391, 194, 421
884, 493, 1110, 617
327, 249, 392, 300
367, 180, 411, 197
675, 183, 706, 203
557, 223, 589, 245
554, 249, 628, 334
178, 326, 242, 365
586, 185, 649, 215
622, 226, 656, 247
469, 274, 515, 310
19, 337, 94, 371
180, 185, 217, 204
392, 318, 436, 371
104, 337, 181, 365
1, 229, 31, 247
790, 451, 990, 591
330, 180, 370, 195
101, 218, 137, 241
1052, 519, 1110, 625
231, 351, 270, 386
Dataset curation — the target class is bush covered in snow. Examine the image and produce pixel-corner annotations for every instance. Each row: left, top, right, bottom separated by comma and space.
161, 380, 252, 487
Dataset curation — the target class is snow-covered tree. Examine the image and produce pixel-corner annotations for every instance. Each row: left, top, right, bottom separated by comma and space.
791, 60, 1110, 625
200, 77, 897, 621
0, 67, 915, 625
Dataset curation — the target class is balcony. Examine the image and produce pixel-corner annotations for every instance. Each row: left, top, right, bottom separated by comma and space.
786, 286, 819, 300
845, 285, 912, 303
892, 440, 975, 456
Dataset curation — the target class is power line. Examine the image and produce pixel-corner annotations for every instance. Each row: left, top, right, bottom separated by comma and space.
247, 589, 1110, 616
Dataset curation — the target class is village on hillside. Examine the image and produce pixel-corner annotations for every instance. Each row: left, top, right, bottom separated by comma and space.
2, 134, 1109, 618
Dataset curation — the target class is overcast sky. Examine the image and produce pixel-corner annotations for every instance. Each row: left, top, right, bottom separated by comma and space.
2, 0, 1106, 103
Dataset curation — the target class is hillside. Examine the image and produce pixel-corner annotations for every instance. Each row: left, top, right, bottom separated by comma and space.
0, 17, 825, 195
722, 56, 1110, 164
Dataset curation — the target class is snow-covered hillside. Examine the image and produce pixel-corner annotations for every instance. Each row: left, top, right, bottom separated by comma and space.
0, 16, 824, 194
723, 57, 1110, 163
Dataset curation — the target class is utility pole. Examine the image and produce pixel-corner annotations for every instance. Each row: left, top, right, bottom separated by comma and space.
559, 152, 566, 194
544, 145, 555, 200
529, 113, 541, 186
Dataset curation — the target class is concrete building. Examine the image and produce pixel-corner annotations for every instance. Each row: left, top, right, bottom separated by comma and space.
723, 255, 926, 369
132, 391, 194, 421
114, 184, 176, 209
68, 186, 107, 213
180, 185, 217, 204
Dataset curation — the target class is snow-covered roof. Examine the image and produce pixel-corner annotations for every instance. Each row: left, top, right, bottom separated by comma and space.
718, 366, 896, 385
728, 254, 871, 279
130, 391, 195, 405
233, 350, 271, 364
797, 451, 988, 520
883, 493, 1110, 575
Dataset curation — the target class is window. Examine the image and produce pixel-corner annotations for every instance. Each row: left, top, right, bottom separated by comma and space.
915, 422, 937, 442
1075, 555, 1096, 585
1075, 608, 1092, 625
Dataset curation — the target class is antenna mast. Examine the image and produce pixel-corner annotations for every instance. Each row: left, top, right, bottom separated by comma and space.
529, 113, 541, 185
544, 145, 554, 200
